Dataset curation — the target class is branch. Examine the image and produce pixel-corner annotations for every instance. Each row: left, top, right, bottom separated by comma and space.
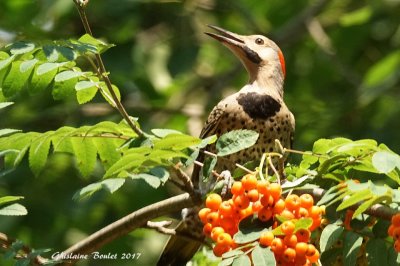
72, 0, 145, 138
56, 193, 195, 265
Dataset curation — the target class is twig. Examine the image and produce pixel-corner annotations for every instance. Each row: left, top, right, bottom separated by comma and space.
57, 193, 195, 265
171, 163, 196, 198
0, 232, 48, 265
72, 0, 145, 138
146, 221, 173, 234
267, 155, 281, 185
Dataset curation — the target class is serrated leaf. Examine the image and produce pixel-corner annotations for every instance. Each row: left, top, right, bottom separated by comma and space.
2, 61, 32, 97
0, 54, 15, 71
234, 216, 270, 244
222, 249, 245, 259
219, 258, 234, 266
353, 192, 391, 218
372, 151, 400, 174
366, 238, 387, 265
92, 138, 121, 170
0, 196, 24, 206
232, 254, 251, 266
37, 62, 62, 75
0, 203, 27, 216
55, 70, 84, 82
9, 42, 35, 55
216, 130, 259, 156
151, 128, 182, 138
20, 59, 38, 73
0, 128, 21, 137
29, 65, 58, 94
343, 231, 363, 266
73, 178, 125, 201
129, 167, 169, 188
70, 137, 97, 177
28, 134, 52, 176
78, 34, 115, 53
99, 82, 120, 107
337, 188, 372, 211
76, 81, 98, 104
320, 223, 344, 252
252, 245, 276, 266
104, 152, 146, 178
52, 77, 77, 100
202, 156, 217, 182
154, 134, 201, 150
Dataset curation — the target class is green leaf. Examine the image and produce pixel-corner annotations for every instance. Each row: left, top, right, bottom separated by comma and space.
92, 138, 122, 170
2, 61, 32, 97
37, 62, 64, 75
372, 151, 400, 174
234, 216, 270, 244
151, 128, 183, 138
52, 77, 78, 100
75, 80, 98, 104
362, 50, 400, 88
339, 6, 372, 26
202, 156, 217, 182
354, 190, 391, 218
388, 246, 400, 266
104, 152, 146, 178
9, 42, 35, 55
0, 203, 27, 216
154, 134, 201, 150
99, 83, 120, 107
70, 137, 97, 177
337, 188, 373, 211
29, 64, 58, 94
343, 231, 363, 266
232, 254, 251, 266
129, 167, 169, 188
28, 134, 52, 176
20, 59, 38, 73
55, 70, 85, 82
0, 196, 24, 206
252, 245, 276, 266
78, 34, 115, 53
320, 223, 344, 252
0, 128, 21, 137
216, 130, 259, 156
73, 178, 125, 200
366, 238, 387, 266
0, 102, 14, 109
0, 54, 15, 71
222, 249, 245, 259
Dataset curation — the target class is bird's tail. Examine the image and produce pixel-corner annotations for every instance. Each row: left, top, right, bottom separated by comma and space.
157, 221, 202, 266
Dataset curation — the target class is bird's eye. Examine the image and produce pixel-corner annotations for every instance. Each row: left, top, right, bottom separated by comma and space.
255, 38, 264, 45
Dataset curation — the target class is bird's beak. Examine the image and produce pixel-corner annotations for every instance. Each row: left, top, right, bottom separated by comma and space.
205, 25, 245, 49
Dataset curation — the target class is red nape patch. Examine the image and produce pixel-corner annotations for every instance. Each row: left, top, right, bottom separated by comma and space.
278, 49, 286, 78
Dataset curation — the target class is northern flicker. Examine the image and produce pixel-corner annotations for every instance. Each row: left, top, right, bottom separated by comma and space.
157, 25, 295, 265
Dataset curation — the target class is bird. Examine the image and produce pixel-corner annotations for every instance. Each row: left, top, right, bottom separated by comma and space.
157, 25, 295, 265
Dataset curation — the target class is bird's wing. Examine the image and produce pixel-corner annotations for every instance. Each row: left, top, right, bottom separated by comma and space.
191, 104, 225, 188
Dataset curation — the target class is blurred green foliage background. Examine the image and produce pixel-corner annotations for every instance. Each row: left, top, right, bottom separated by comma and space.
0, 0, 399, 265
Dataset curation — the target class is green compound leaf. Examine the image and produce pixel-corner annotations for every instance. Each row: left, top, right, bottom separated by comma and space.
73, 178, 126, 201
70, 137, 97, 178
2, 61, 32, 97
320, 223, 344, 253
0, 203, 27, 216
252, 245, 276, 266
343, 231, 363, 266
216, 130, 259, 156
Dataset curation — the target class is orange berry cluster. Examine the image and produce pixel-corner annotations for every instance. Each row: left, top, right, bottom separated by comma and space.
198, 174, 324, 264
388, 213, 400, 252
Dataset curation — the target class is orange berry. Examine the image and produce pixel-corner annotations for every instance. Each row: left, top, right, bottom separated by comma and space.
203, 223, 213, 236
213, 243, 230, 257
246, 189, 260, 202
309, 217, 321, 231
198, 208, 211, 224
211, 227, 225, 242
285, 194, 301, 211
271, 237, 285, 254
295, 242, 309, 257
283, 247, 296, 263
308, 206, 322, 219
296, 207, 309, 219
280, 209, 295, 220
252, 200, 263, 212
206, 211, 220, 227
388, 224, 396, 236
231, 181, 244, 195
239, 205, 253, 219
307, 249, 320, 263
258, 206, 273, 222
273, 198, 286, 214
219, 217, 236, 232
299, 194, 314, 209
206, 193, 222, 211
257, 179, 270, 195
393, 227, 400, 240
260, 231, 274, 246
294, 254, 308, 266
392, 213, 400, 227
217, 232, 233, 246
281, 220, 295, 235
219, 201, 234, 217
269, 183, 282, 201
284, 234, 298, 248
241, 174, 258, 191
296, 228, 311, 242
233, 194, 250, 209
260, 194, 274, 207
395, 239, 400, 253
305, 244, 317, 257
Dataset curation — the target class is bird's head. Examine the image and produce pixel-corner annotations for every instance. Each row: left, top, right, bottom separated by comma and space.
205, 25, 286, 94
